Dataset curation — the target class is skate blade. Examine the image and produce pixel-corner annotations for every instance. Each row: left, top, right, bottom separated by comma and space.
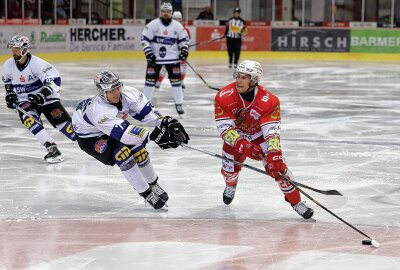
304, 217, 316, 223
45, 156, 65, 164
158, 203, 168, 211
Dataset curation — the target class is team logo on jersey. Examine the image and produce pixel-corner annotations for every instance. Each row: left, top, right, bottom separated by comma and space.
50, 108, 64, 119
95, 138, 108, 153
219, 88, 234, 98
235, 108, 248, 122
271, 105, 281, 119
163, 30, 168, 35
249, 109, 261, 120
159, 46, 167, 58
19, 75, 25, 82
214, 103, 225, 117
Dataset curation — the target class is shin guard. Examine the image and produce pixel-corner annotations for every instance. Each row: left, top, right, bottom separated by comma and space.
57, 121, 77, 141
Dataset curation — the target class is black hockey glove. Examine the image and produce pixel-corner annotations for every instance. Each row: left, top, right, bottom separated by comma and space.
145, 51, 156, 67
27, 86, 52, 106
160, 116, 189, 145
149, 126, 172, 149
166, 117, 190, 145
179, 47, 189, 61
5, 90, 18, 109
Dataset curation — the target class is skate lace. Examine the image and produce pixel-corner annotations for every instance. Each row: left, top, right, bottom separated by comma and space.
294, 202, 309, 215
151, 183, 165, 196
146, 192, 159, 206
224, 186, 236, 198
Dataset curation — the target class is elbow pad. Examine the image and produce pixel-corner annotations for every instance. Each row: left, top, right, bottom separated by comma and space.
120, 125, 150, 146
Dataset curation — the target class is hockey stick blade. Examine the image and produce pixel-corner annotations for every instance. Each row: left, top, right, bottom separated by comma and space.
186, 61, 220, 91
182, 144, 342, 196
291, 183, 377, 245
279, 173, 342, 196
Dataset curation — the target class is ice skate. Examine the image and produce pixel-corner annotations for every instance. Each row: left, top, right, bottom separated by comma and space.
223, 185, 236, 205
44, 142, 64, 164
145, 191, 167, 210
150, 179, 169, 202
293, 201, 314, 219
175, 104, 185, 115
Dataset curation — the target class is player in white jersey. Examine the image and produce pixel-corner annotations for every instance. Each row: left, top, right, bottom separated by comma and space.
2, 35, 76, 163
155, 11, 191, 91
72, 70, 190, 210
141, 2, 189, 115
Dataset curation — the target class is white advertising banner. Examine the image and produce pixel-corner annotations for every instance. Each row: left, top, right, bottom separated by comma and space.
68, 25, 142, 52
0, 25, 145, 54
0, 26, 69, 55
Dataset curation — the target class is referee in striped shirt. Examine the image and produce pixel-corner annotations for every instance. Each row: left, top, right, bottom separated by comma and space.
225, 7, 246, 69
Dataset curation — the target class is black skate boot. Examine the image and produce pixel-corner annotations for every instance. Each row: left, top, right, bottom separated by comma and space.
175, 104, 184, 115
44, 142, 64, 164
140, 187, 166, 210
149, 178, 168, 202
223, 185, 236, 205
292, 201, 314, 219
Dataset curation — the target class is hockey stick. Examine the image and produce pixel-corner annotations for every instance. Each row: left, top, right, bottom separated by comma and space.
189, 36, 226, 48
280, 173, 379, 247
181, 144, 342, 196
16, 105, 43, 126
186, 61, 221, 91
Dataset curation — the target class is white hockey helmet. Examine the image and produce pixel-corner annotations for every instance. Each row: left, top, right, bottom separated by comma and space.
8, 35, 30, 49
8, 35, 30, 59
94, 70, 123, 100
160, 2, 173, 13
233, 60, 263, 84
173, 11, 182, 20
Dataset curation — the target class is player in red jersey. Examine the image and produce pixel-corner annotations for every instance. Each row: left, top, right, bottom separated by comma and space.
155, 11, 191, 90
214, 60, 314, 219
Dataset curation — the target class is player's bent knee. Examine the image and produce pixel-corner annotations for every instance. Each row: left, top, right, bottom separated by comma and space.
113, 145, 136, 171
21, 114, 43, 135
131, 144, 150, 167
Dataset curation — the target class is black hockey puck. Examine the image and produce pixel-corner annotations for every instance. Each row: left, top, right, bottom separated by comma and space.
362, 240, 372, 245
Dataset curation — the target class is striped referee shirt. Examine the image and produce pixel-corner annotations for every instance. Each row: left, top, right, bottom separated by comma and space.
225, 17, 246, 39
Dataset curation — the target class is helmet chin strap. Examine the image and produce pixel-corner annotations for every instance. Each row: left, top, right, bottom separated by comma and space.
15, 48, 29, 63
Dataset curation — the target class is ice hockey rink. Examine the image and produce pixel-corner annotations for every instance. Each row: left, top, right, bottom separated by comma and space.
0, 57, 399, 270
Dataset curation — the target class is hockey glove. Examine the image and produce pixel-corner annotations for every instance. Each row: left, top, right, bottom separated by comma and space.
265, 150, 287, 179
27, 86, 52, 106
145, 51, 156, 67
5, 90, 18, 109
164, 116, 190, 145
179, 48, 189, 60
235, 138, 263, 161
149, 126, 171, 149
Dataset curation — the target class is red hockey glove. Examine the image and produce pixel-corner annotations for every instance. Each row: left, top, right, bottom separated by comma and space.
235, 138, 263, 161
265, 150, 287, 179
